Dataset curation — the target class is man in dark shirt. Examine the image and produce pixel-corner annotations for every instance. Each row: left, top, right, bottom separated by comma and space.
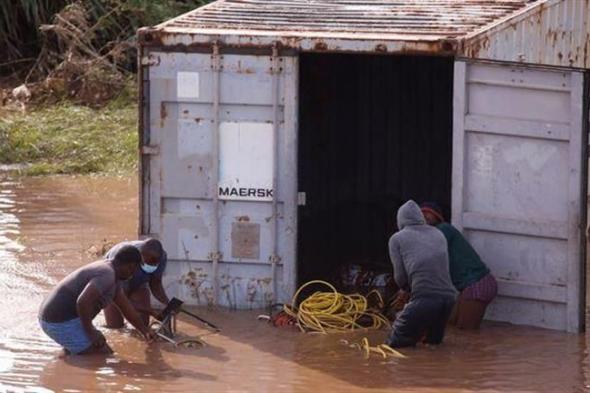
421, 202, 498, 329
38, 245, 154, 355
104, 239, 169, 328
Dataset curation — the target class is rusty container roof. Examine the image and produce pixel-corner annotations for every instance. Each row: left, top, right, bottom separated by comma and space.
142, 0, 589, 68
156, 0, 538, 41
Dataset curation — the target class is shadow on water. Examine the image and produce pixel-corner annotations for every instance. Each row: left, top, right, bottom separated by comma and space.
0, 174, 589, 392
40, 345, 217, 392
169, 308, 588, 393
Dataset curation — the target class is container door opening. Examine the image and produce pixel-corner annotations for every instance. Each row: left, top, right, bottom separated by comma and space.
297, 53, 454, 288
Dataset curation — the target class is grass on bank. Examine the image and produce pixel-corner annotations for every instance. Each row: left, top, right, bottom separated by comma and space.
0, 96, 138, 176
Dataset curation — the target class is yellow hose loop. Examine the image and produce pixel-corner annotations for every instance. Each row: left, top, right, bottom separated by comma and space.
283, 280, 390, 333
378, 344, 407, 359
353, 338, 407, 359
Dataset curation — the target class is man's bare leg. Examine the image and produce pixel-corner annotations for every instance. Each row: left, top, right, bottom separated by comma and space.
455, 300, 487, 330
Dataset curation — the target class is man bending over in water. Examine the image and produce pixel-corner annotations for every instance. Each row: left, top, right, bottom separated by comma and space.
420, 202, 497, 329
104, 238, 169, 328
38, 245, 154, 355
386, 200, 457, 348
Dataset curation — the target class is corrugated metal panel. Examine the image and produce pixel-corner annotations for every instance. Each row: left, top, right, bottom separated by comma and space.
143, 50, 299, 308
462, 0, 590, 68
452, 60, 587, 332
141, 0, 543, 55
141, 0, 590, 67
160, 0, 534, 39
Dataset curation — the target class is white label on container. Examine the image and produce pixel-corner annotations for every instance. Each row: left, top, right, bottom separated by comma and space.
177, 71, 200, 98
219, 122, 274, 201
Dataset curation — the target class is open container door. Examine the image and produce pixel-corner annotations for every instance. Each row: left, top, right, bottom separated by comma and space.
452, 60, 587, 332
141, 46, 298, 308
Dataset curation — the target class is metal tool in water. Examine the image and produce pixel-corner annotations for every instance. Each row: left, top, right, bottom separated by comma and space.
152, 297, 220, 347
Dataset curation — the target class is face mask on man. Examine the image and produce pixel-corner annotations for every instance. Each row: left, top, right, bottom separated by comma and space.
141, 263, 158, 274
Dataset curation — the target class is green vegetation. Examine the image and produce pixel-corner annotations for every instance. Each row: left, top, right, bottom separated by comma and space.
1, 0, 210, 75
0, 91, 138, 176
0, 0, 213, 176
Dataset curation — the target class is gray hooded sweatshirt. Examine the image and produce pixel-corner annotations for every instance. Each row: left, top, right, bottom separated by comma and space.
388, 200, 457, 300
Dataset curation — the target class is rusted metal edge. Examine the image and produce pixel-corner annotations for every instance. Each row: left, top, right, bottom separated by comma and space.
458, 0, 552, 55
270, 42, 280, 304
137, 44, 147, 238
155, 0, 222, 30
578, 72, 589, 332
142, 44, 294, 57
455, 56, 587, 73
154, 0, 532, 38
463, 0, 551, 40
141, 145, 160, 155
137, 27, 458, 55
211, 41, 222, 305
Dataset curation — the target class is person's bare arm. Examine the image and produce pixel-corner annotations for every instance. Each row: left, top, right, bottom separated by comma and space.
76, 283, 105, 346
113, 287, 155, 342
149, 275, 169, 306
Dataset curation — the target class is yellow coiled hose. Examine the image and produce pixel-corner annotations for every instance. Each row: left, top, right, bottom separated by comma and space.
283, 280, 391, 333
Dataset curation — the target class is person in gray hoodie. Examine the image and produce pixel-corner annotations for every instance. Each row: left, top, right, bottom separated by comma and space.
386, 200, 457, 348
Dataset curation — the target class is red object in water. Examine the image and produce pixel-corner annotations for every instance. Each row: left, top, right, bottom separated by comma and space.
270, 311, 296, 327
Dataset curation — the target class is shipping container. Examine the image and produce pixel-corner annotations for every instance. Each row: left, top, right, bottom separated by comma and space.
138, 0, 590, 333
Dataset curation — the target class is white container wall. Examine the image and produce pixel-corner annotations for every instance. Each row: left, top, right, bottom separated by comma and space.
139, 0, 590, 332
453, 60, 587, 332
141, 50, 298, 309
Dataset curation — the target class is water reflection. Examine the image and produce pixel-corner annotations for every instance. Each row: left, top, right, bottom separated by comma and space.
0, 174, 588, 392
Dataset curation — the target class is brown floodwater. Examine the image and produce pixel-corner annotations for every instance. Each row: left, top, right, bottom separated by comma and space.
0, 174, 589, 393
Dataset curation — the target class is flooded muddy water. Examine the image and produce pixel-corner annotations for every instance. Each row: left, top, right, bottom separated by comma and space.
0, 174, 589, 393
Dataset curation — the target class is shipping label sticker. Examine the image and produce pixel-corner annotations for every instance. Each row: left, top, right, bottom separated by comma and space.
218, 121, 274, 201
177, 71, 200, 98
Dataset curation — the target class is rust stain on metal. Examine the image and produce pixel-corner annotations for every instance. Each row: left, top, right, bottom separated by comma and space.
231, 222, 260, 260
374, 44, 387, 53
584, 38, 589, 69
235, 60, 255, 74
440, 40, 456, 52
138, 1, 590, 68
397, 40, 455, 56
459, 0, 590, 68
313, 41, 328, 51
152, 0, 533, 41
138, 1, 535, 56
160, 102, 167, 128
137, 44, 147, 237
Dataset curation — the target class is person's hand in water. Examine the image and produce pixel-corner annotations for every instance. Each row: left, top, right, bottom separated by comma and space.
141, 327, 156, 343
